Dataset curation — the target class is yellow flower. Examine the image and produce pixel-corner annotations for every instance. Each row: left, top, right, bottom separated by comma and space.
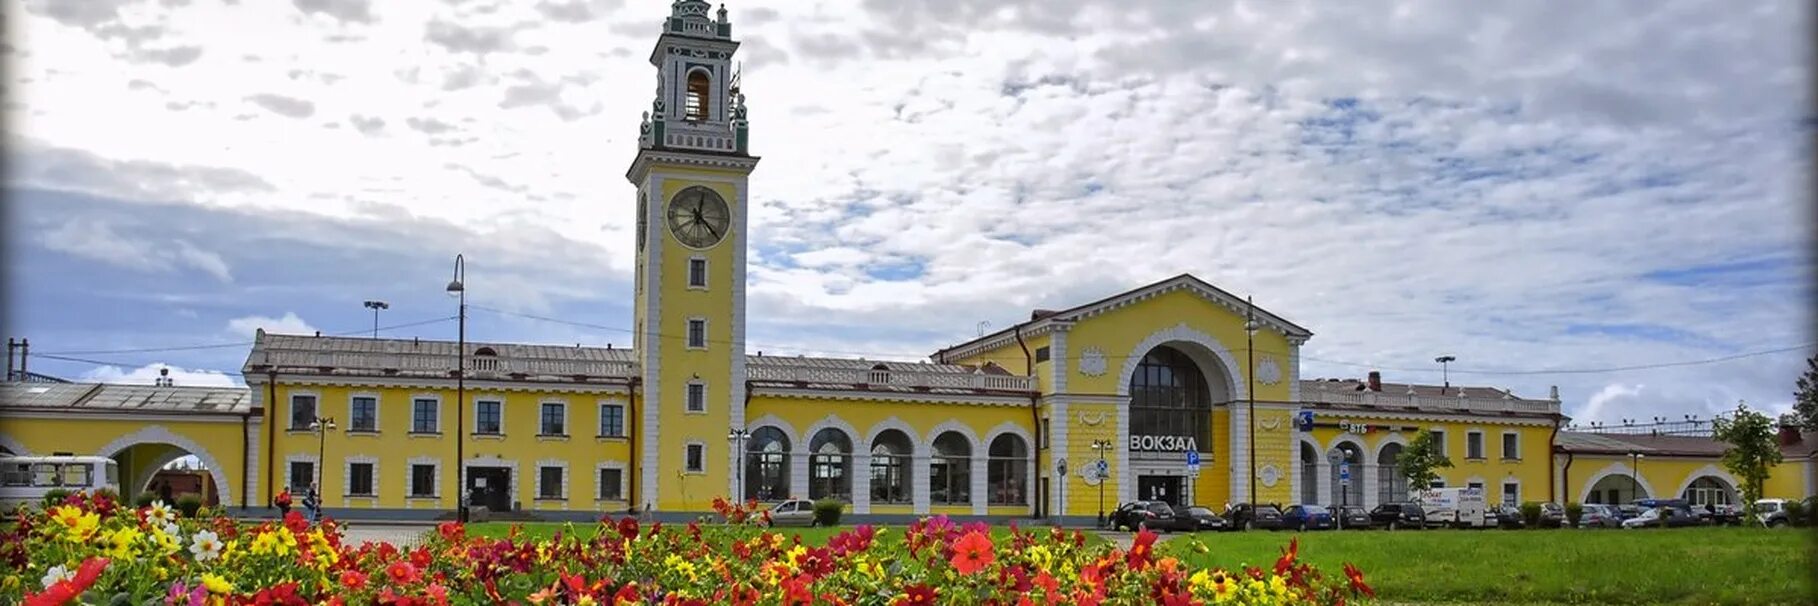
784, 544, 807, 571
576, 596, 597, 606
1269, 575, 1289, 597
1026, 545, 1054, 569
50, 506, 100, 542
201, 573, 234, 594
100, 526, 142, 559
664, 554, 699, 581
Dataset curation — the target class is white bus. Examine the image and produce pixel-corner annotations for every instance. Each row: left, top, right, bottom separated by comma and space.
0, 455, 121, 510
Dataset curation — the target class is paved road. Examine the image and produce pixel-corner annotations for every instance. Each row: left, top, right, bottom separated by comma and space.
338, 524, 430, 548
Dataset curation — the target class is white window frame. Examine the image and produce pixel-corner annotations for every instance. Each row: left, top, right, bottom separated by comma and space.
1501, 480, 1521, 507
539, 400, 569, 436
685, 381, 706, 414
535, 459, 568, 501
687, 256, 708, 289
1500, 431, 1521, 460
684, 441, 706, 474
598, 401, 626, 438
347, 392, 380, 433
284, 454, 319, 493
406, 457, 440, 499
686, 317, 708, 350
409, 394, 443, 434
474, 397, 506, 436
344, 456, 379, 498
595, 462, 627, 501
1466, 429, 1485, 460
288, 391, 321, 431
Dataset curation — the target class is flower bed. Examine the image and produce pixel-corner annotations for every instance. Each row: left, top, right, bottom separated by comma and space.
4, 493, 1375, 605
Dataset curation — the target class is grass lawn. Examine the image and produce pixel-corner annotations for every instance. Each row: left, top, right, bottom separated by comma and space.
465, 520, 1106, 548
1159, 527, 1815, 606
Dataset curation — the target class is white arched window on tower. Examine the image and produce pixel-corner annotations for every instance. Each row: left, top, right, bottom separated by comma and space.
685, 70, 711, 121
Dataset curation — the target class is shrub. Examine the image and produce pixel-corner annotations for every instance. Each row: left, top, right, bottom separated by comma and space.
1783, 500, 1806, 527
1565, 502, 1584, 527
42, 488, 71, 509
175, 493, 204, 518
134, 491, 158, 508
812, 499, 844, 527
1519, 502, 1543, 528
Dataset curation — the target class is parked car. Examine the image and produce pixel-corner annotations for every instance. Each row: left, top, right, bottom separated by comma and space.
1111, 501, 1188, 532
1622, 506, 1702, 529
1615, 504, 1642, 521
1330, 505, 1372, 530
1538, 502, 1567, 528
1180, 506, 1232, 532
1488, 505, 1526, 529
1369, 502, 1427, 530
1754, 499, 1790, 527
1281, 505, 1335, 531
766, 498, 818, 527
1578, 504, 1623, 529
1223, 503, 1287, 531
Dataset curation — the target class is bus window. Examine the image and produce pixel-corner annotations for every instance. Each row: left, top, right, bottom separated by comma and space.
106, 462, 119, 486
1, 463, 30, 487
32, 463, 61, 487
63, 464, 91, 488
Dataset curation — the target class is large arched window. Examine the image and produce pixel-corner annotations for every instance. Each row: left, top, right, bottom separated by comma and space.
1128, 346, 1214, 454
1299, 442, 1319, 505
744, 427, 790, 502
870, 430, 913, 504
685, 70, 711, 121
1377, 442, 1407, 504
930, 431, 971, 505
1682, 477, 1732, 507
1329, 443, 1363, 507
986, 434, 1028, 505
809, 428, 852, 502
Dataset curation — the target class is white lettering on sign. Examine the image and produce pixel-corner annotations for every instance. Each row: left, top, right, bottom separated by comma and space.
1129, 435, 1199, 452
1340, 421, 1373, 434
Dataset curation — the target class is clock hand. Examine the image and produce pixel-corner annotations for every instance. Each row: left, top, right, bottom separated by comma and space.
703, 221, 720, 240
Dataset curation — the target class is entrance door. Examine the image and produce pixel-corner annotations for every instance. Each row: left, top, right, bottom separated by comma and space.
1137, 475, 1184, 508
466, 467, 511, 512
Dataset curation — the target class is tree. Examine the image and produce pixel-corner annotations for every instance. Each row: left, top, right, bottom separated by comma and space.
1398, 429, 1453, 493
1792, 355, 1818, 432
1711, 401, 1784, 526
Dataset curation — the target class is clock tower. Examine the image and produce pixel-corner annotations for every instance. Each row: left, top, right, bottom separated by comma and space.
627, 0, 759, 512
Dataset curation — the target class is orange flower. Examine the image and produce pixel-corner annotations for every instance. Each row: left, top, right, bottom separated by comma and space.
1343, 562, 1375, 598
1127, 528, 1157, 570
892, 584, 936, 606
339, 570, 368, 591
949, 531, 995, 575
1274, 536, 1300, 575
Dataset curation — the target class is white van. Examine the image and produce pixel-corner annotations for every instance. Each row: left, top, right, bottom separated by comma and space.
1413, 487, 1489, 528
0, 455, 121, 510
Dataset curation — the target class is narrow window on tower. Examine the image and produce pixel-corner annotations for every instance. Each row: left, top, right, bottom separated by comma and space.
687, 318, 707, 349
685, 69, 711, 121
688, 257, 707, 288
686, 382, 706, 413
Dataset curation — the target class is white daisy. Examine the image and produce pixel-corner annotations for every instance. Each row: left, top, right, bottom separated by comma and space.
189, 529, 222, 562
148, 501, 177, 525
41, 564, 73, 589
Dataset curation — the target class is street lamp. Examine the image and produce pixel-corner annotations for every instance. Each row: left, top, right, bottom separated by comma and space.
447, 255, 467, 523
1244, 296, 1258, 505
1434, 355, 1455, 392
1338, 445, 1354, 529
1628, 451, 1645, 502
309, 415, 336, 504
363, 300, 389, 338
728, 428, 751, 501
1091, 439, 1114, 528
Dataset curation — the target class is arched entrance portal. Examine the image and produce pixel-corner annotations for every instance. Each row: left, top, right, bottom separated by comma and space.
1586, 473, 1649, 504
1298, 442, 1319, 504
1681, 476, 1736, 508
1377, 442, 1406, 504
1124, 338, 1235, 508
99, 426, 231, 507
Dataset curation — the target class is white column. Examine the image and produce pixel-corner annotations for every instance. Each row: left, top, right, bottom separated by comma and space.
852, 453, 871, 514
1049, 328, 1070, 519
913, 448, 930, 514
1315, 461, 1333, 505
1229, 404, 1249, 502
971, 452, 988, 515
790, 447, 809, 499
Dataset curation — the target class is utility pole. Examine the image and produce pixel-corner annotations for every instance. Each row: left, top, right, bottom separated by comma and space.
1245, 297, 1258, 504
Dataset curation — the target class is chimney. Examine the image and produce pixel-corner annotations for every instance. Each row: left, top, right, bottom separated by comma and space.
1366, 370, 1381, 392
1031, 309, 1057, 321
1549, 385, 1560, 401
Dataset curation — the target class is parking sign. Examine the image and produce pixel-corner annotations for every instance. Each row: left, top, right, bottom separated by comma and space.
1340, 462, 1351, 484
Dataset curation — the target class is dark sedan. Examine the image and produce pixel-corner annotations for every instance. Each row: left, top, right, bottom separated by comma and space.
1224, 503, 1287, 531
1370, 502, 1427, 530
1110, 501, 1190, 532
1281, 505, 1335, 531
1489, 505, 1526, 529
1331, 505, 1372, 530
1180, 506, 1233, 532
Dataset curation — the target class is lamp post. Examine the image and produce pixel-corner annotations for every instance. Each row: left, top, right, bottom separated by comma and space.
1434, 355, 1455, 392
728, 428, 751, 501
363, 300, 389, 338
1338, 445, 1354, 529
1091, 439, 1113, 528
446, 255, 467, 523
1628, 451, 1644, 502
309, 415, 336, 499
1244, 296, 1258, 505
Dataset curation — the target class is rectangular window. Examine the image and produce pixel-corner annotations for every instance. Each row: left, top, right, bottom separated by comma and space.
290, 395, 317, 430
541, 403, 566, 436
289, 461, 313, 492
412, 399, 439, 433
1502, 482, 1519, 506
686, 384, 705, 412
1501, 432, 1520, 460
687, 319, 706, 348
1034, 346, 1051, 363
410, 464, 435, 497
1430, 479, 1446, 489
350, 397, 377, 432
1466, 431, 1485, 459
688, 258, 707, 287
1468, 481, 1484, 490
599, 404, 624, 437
476, 400, 502, 435
685, 444, 705, 472
349, 463, 374, 496
539, 466, 563, 499
1429, 430, 1447, 458
599, 468, 623, 500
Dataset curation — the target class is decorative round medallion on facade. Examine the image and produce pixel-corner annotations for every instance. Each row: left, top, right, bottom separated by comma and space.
1256, 355, 1282, 385
1078, 347, 1108, 377
1258, 464, 1281, 488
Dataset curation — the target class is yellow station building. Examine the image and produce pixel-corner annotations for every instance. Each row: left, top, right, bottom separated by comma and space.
2, 1, 1815, 522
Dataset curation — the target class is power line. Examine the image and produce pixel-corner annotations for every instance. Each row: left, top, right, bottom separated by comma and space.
34, 316, 460, 356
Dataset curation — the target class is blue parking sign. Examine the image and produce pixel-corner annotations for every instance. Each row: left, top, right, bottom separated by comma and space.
1296, 411, 1315, 432
1339, 462, 1351, 482
1186, 451, 1200, 466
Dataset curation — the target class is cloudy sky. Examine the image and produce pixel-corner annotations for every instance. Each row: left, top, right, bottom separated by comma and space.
5, 0, 1812, 427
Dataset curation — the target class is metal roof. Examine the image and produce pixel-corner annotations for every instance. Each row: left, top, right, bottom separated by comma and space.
0, 382, 254, 415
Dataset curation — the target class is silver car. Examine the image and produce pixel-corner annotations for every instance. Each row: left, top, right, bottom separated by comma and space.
767, 498, 819, 527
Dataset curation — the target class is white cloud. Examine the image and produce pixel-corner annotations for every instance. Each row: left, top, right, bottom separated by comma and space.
79, 363, 242, 388
6, 0, 1811, 422
38, 216, 234, 283
1576, 383, 1646, 426
226, 312, 317, 338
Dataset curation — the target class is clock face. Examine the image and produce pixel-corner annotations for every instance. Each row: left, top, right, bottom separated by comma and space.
665, 186, 731, 249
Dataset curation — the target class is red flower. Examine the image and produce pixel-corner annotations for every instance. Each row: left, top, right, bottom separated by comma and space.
617, 517, 640, 541
1343, 562, 1375, 598
387, 560, 423, 585
282, 511, 308, 534
23, 557, 108, 606
409, 547, 433, 570
892, 584, 936, 606
1274, 536, 1300, 576
339, 570, 368, 591
948, 530, 995, 575
437, 521, 464, 543
1127, 528, 1158, 570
